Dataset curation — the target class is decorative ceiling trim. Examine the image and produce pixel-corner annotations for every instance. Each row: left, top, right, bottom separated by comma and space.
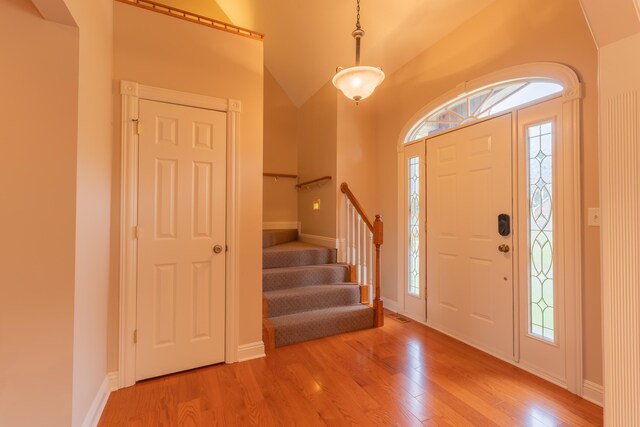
115, 0, 264, 41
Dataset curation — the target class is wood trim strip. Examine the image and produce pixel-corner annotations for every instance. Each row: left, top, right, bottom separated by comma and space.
296, 175, 332, 189
263, 173, 298, 179
115, 0, 265, 41
262, 319, 276, 351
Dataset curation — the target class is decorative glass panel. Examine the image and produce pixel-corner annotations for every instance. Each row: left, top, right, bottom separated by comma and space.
405, 79, 563, 142
528, 122, 554, 342
408, 156, 421, 296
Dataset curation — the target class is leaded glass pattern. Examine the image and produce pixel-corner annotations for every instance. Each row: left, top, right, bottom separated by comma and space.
408, 156, 421, 296
528, 122, 554, 342
405, 80, 563, 142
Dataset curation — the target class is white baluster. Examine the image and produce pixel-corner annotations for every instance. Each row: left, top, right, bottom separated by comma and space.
351, 208, 356, 268
370, 231, 374, 303
346, 200, 351, 264
357, 216, 362, 283
362, 222, 367, 289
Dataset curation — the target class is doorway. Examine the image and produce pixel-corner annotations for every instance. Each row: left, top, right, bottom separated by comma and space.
135, 99, 227, 380
396, 64, 583, 393
118, 81, 242, 388
426, 114, 514, 360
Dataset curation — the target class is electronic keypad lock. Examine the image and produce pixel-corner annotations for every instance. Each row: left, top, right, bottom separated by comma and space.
498, 214, 511, 237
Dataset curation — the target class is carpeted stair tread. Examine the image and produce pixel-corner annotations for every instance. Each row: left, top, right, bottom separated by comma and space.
269, 305, 374, 347
263, 229, 298, 249
264, 284, 360, 317
263, 264, 350, 291
263, 242, 337, 269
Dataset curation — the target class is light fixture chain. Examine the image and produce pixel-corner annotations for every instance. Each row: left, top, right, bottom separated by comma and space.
356, 0, 361, 30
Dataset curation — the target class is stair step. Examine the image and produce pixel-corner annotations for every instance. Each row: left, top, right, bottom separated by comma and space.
263, 264, 349, 292
263, 229, 298, 249
264, 284, 360, 317
263, 241, 337, 269
269, 305, 374, 347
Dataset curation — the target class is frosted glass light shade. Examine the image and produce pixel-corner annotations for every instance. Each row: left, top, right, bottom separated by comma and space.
332, 65, 385, 102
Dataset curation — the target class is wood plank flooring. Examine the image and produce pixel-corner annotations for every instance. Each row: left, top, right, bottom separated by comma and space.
99, 312, 602, 426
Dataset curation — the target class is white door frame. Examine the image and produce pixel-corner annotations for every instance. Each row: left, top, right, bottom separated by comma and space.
118, 80, 242, 389
395, 62, 584, 395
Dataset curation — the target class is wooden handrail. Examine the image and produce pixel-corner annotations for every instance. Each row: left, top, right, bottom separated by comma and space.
340, 183, 374, 231
263, 173, 298, 179
341, 182, 384, 327
296, 176, 332, 189
115, 0, 265, 41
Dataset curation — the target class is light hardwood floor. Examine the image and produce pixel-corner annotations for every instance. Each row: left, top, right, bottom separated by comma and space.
100, 311, 603, 426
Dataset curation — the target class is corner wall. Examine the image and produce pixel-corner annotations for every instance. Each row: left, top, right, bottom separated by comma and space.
263, 69, 299, 224
110, 1, 264, 370
0, 1, 79, 425
63, 0, 114, 425
298, 82, 338, 238
371, 0, 602, 385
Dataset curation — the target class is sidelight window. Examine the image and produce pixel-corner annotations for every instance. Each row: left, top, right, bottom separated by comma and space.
407, 156, 421, 296
527, 122, 555, 342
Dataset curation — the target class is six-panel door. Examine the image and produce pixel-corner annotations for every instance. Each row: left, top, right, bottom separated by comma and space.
136, 99, 227, 381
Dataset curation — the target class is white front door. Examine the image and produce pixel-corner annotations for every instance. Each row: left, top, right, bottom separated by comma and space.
426, 114, 514, 360
136, 99, 227, 381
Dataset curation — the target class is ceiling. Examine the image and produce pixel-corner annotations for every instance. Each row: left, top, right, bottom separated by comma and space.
215, 0, 498, 106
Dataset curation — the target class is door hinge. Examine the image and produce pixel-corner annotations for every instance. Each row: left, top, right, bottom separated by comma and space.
132, 119, 141, 135
133, 329, 138, 344
134, 225, 140, 239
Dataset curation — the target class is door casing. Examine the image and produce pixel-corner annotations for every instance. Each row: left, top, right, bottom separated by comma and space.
118, 81, 243, 389
395, 63, 583, 394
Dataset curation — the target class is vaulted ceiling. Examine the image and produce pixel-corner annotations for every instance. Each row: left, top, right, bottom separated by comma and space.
215, 0, 498, 106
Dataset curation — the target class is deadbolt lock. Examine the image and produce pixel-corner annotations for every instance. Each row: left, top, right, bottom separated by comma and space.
213, 245, 223, 254
498, 244, 510, 253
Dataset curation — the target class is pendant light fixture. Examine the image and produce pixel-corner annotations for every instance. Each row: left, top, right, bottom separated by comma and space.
332, 0, 385, 103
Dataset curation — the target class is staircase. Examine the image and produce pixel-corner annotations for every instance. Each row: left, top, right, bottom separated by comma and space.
262, 229, 374, 348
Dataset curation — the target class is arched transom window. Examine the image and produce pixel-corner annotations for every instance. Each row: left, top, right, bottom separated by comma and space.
404, 78, 563, 143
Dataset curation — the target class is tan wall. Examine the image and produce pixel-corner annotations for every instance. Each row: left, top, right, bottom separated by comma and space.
336, 98, 379, 246
263, 68, 298, 223
371, 0, 602, 384
110, 2, 263, 370
0, 1, 79, 425
336, 98, 378, 213
63, 0, 114, 425
298, 82, 338, 238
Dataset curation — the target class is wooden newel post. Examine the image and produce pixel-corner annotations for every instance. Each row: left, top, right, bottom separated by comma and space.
373, 215, 384, 327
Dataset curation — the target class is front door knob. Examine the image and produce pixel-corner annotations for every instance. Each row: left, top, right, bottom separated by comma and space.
498, 244, 510, 253
213, 245, 223, 254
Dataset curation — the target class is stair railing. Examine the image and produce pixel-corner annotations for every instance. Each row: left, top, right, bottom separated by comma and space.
340, 182, 384, 327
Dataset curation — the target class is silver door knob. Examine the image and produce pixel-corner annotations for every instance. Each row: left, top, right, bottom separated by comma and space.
213, 245, 223, 254
498, 244, 510, 253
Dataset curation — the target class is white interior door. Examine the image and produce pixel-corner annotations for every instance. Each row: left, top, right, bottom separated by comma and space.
136, 99, 227, 381
426, 114, 514, 360
403, 141, 426, 322
517, 99, 566, 384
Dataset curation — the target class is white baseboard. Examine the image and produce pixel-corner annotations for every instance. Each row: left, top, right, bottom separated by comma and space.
107, 371, 119, 392
238, 341, 265, 362
80, 376, 110, 427
263, 221, 299, 230
582, 380, 603, 406
299, 233, 339, 248
381, 297, 400, 313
